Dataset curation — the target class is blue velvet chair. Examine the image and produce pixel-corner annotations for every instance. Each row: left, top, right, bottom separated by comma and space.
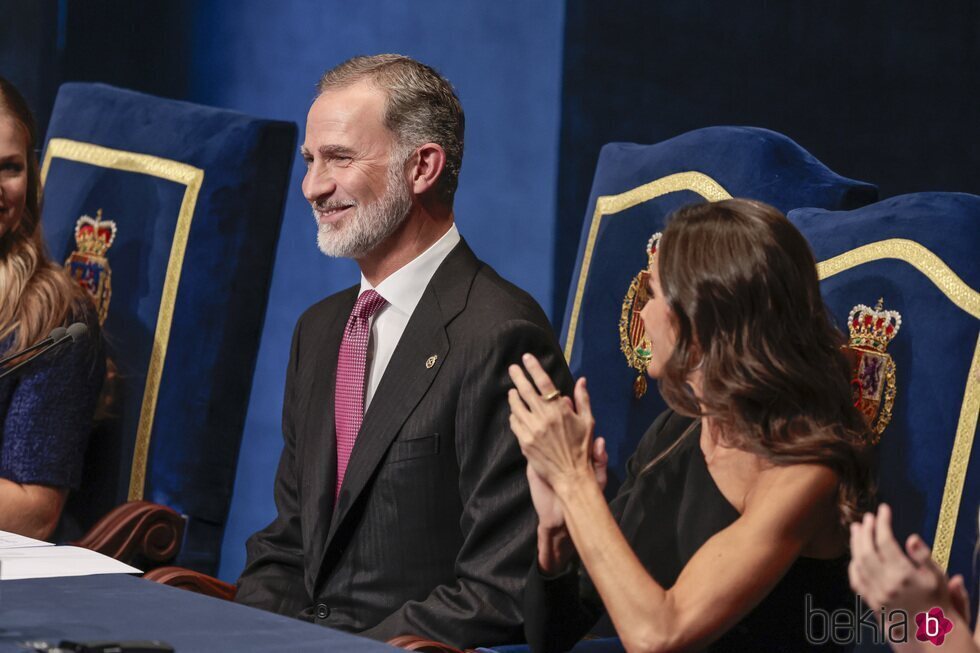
39, 83, 297, 575
790, 192, 980, 652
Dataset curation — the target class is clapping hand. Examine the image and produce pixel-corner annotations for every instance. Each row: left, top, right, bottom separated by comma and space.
509, 354, 608, 573
849, 504, 972, 623
526, 437, 608, 530
508, 353, 607, 509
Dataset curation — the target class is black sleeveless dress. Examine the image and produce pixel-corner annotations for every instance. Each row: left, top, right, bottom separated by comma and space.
524, 410, 853, 652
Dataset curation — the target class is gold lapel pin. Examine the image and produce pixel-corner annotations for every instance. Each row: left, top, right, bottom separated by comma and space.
425, 355, 438, 369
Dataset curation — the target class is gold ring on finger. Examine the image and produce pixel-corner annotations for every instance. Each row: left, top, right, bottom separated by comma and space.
542, 390, 561, 402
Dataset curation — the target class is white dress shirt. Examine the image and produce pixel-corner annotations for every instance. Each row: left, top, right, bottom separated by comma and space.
359, 223, 461, 409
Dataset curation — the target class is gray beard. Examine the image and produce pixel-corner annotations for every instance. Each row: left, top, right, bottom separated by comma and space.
314, 161, 413, 259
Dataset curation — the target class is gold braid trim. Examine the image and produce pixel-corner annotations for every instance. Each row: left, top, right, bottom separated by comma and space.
817, 239, 980, 318
932, 336, 980, 570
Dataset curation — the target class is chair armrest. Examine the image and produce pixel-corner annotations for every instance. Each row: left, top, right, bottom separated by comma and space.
386, 635, 475, 653
71, 499, 185, 567
144, 565, 238, 601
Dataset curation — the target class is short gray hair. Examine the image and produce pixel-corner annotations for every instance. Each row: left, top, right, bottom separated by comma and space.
317, 54, 465, 206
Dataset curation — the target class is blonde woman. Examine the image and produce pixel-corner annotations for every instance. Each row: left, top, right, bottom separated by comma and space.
0, 76, 104, 539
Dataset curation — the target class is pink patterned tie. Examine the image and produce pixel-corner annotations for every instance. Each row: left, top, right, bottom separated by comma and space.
335, 289, 387, 501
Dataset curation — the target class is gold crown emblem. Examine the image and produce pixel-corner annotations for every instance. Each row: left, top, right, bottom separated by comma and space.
74, 209, 117, 257
646, 231, 662, 267
847, 298, 902, 353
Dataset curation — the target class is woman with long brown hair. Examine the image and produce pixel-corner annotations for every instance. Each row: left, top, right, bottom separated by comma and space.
0, 76, 104, 539
509, 199, 873, 651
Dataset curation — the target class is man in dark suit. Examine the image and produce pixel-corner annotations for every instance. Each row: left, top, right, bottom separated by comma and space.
235, 54, 571, 648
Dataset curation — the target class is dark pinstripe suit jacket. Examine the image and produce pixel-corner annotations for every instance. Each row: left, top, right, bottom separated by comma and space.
235, 239, 572, 648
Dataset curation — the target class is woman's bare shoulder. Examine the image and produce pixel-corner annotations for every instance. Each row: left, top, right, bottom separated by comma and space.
743, 463, 840, 537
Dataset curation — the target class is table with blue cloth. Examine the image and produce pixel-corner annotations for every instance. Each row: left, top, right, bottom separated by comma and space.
0, 574, 396, 652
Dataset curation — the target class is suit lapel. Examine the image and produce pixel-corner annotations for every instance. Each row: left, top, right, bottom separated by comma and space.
319, 240, 480, 560
303, 286, 357, 575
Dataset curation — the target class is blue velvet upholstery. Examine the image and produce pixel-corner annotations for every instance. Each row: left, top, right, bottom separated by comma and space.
40, 83, 297, 573
560, 126, 878, 492
789, 192, 980, 614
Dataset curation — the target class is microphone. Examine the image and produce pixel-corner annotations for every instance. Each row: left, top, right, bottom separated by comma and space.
0, 325, 70, 367
0, 322, 89, 381
65, 322, 89, 342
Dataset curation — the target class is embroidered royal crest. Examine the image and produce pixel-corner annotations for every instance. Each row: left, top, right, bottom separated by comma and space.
65, 209, 117, 325
845, 298, 901, 444
619, 232, 661, 398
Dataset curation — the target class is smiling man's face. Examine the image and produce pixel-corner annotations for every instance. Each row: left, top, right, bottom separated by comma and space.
301, 80, 412, 259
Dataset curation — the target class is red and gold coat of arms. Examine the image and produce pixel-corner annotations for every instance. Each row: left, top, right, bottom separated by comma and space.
844, 298, 901, 443
620, 232, 661, 398
64, 209, 117, 325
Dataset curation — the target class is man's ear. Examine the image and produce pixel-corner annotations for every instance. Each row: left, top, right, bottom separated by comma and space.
408, 143, 446, 196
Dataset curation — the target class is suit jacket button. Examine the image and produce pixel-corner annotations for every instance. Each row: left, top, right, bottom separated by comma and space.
316, 603, 330, 620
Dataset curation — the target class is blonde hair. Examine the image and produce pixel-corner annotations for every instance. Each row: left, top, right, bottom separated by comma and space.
0, 76, 89, 354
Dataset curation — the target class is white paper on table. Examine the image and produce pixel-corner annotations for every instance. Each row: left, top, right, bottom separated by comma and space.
0, 530, 54, 549
0, 545, 141, 580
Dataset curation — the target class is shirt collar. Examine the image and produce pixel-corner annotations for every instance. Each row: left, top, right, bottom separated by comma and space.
359, 223, 461, 316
